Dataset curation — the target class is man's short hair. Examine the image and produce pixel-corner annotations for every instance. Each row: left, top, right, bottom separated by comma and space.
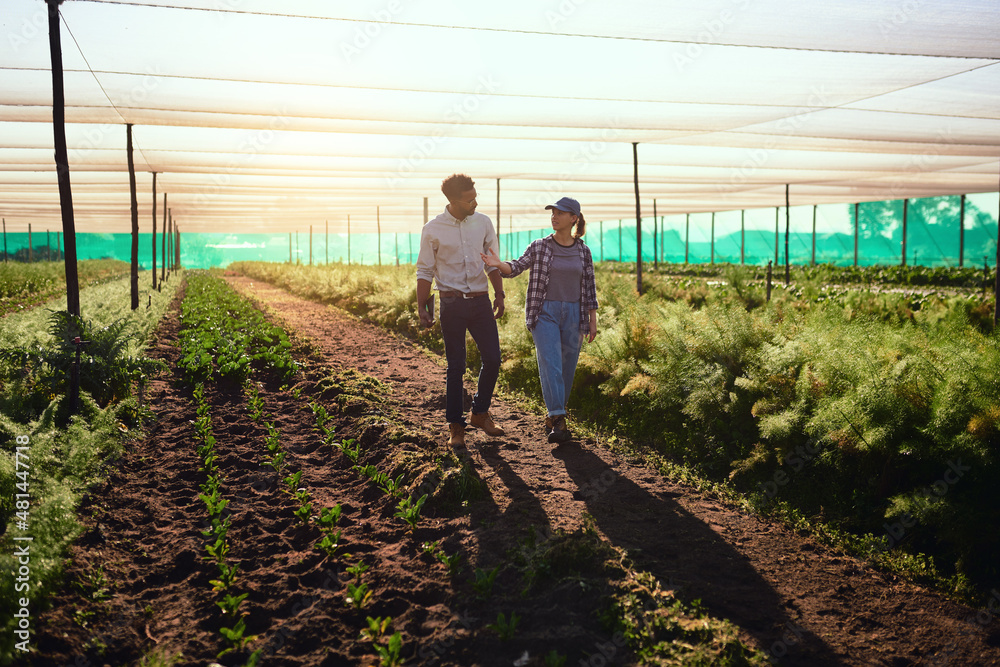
441, 174, 475, 200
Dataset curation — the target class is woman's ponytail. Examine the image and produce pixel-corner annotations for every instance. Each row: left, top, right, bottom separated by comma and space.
573, 213, 587, 239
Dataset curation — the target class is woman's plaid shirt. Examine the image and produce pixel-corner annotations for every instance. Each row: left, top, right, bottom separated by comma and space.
505, 235, 598, 333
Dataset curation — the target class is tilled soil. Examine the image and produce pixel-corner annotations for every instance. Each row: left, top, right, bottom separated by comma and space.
24, 274, 1000, 667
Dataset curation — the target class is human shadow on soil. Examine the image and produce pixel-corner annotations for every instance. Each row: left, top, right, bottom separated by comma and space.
552, 443, 844, 667
474, 443, 551, 531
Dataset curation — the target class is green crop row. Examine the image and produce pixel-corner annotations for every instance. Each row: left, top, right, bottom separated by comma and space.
229, 260, 1000, 603
0, 273, 181, 661
0, 260, 133, 317
177, 272, 296, 385
632, 260, 996, 290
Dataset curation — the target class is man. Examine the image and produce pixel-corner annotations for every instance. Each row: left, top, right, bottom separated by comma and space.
416, 174, 506, 446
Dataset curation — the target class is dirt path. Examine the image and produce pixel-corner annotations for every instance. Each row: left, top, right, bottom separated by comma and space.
222, 276, 1000, 667
26, 275, 1000, 667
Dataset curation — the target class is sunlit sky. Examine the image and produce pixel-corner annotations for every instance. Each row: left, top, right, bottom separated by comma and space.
1, 0, 999, 234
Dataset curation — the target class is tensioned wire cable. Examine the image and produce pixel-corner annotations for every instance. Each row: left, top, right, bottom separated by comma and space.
58, 8, 154, 171
74, 0, 997, 60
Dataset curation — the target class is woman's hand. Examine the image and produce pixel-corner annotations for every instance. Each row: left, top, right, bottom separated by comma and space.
586, 310, 598, 343
480, 247, 506, 272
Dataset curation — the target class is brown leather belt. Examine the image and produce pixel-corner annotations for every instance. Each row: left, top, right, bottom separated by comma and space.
438, 290, 488, 299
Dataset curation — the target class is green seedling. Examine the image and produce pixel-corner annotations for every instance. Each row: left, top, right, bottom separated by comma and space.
341, 439, 361, 464
201, 515, 231, 541
373, 632, 404, 667
472, 566, 499, 599
310, 402, 330, 431
203, 537, 230, 564
345, 581, 372, 610
215, 591, 248, 617
267, 451, 286, 473
318, 504, 342, 530
378, 474, 406, 498
487, 612, 520, 641
544, 651, 568, 667
360, 616, 392, 643
293, 502, 313, 524
394, 494, 428, 531
218, 616, 258, 655
346, 560, 369, 583
210, 561, 239, 592
438, 550, 464, 576
283, 470, 303, 491
317, 530, 343, 557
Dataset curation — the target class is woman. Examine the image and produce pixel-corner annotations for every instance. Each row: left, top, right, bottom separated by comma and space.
481, 197, 598, 443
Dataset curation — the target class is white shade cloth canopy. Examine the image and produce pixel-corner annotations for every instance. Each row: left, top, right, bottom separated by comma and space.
1, 0, 998, 233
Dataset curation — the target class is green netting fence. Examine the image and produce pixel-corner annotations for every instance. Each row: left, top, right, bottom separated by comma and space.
3, 193, 997, 270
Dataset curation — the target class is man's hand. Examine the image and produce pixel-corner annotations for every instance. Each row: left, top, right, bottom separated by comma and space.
493, 295, 505, 319
419, 306, 434, 329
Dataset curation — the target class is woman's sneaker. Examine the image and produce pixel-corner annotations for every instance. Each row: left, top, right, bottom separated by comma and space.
547, 415, 571, 444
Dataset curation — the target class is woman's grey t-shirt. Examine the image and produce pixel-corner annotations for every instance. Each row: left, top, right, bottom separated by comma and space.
546, 239, 583, 302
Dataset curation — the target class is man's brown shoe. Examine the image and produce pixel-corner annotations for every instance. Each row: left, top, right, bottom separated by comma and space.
469, 411, 505, 437
448, 423, 466, 446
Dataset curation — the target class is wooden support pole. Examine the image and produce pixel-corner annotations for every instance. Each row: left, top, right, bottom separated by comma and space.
959, 194, 966, 268
161, 192, 167, 284
740, 209, 745, 265
774, 206, 779, 266
994, 180, 999, 328
684, 213, 690, 264
710, 211, 715, 265
653, 198, 658, 269
854, 203, 859, 267
496, 178, 501, 251
901, 198, 909, 267
785, 183, 790, 285
2, 218, 6, 262
151, 172, 157, 290
811, 204, 817, 267
377, 206, 381, 267
127, 123, 139, 310
46, 0, 80, 316
632, 142, 642, 294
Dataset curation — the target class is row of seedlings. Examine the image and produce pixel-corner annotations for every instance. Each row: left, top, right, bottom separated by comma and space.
177, 272, 298, 663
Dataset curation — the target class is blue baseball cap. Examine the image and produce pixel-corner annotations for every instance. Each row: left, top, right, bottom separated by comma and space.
545, 197, 581, 216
